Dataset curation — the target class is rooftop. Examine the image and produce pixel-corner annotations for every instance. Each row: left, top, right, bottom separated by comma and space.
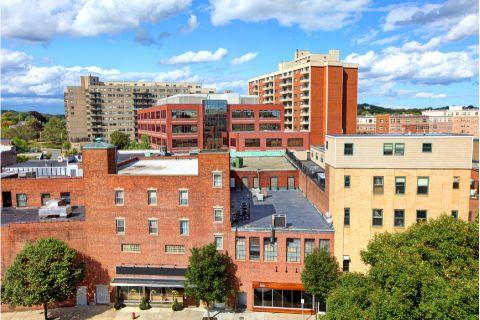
326, 133, 474, 138
231, 189, 332, 233
1, 206, 85, 226
231, 156, 296, 171
117, 159, 198, 176
5, 160, 68, 168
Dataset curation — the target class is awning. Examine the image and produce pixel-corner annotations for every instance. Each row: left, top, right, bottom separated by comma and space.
110, 278, 185, 288
116, 266, 187, 277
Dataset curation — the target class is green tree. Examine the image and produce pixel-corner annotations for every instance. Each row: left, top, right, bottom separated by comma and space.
2, 238, 85, 320
140, 134, 151, 149
326, 216, 479, 320
11, 137, 29, 153
109, 131, 130, 149
185, 243, 234, 319
42, 117, 66, 144
301, 248, 340, 316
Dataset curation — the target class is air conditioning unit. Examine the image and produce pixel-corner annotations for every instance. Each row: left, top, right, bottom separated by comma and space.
272, 214, 286, 228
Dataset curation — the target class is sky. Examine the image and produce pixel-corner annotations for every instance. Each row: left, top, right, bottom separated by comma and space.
1, 0, 478, 114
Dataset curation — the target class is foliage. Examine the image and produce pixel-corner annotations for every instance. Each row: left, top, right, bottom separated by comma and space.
140, 134, 150, 148
358, 103, 424, 116
109, 131, 130, 150
11, 137, 30, 153
63, 141, 71, 150
43, 152, 52, 160
113, 296, 124, 310
185, 243, 234, 319
301, 248, 340, 304
42, 117, 67, 144
1, 238, 85, 320
16, 155, 30, 163
171, 298, 184, 311
326, 216, 479, 320
139, 297, 151, 310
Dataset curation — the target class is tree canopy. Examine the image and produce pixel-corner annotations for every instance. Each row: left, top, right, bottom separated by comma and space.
326, 216, 479, 320
42, 117, 67, 144
109, 131, 130, 149
2, 238, 85, 320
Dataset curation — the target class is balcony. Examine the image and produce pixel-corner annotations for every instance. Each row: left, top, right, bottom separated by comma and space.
280, 96, 292, 102
300, 77, 309, 83
300, 85, 310, 91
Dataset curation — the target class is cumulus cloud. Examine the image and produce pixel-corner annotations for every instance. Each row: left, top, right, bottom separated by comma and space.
181, 14, 199, 33
209, 0, 371, 32
1, 0, 191, 42
414, 92, 447, 99
353, 29, 379, 45
204, 80, 247, 93
231, 52, 258, 65
134, 28, 171, 46
161, 48, 228, 64
1, 49, 33, 73
443, 14, 479, 41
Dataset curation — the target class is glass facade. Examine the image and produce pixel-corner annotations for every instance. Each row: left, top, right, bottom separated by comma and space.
253, 288, 313, 309
203, 100, 227, 149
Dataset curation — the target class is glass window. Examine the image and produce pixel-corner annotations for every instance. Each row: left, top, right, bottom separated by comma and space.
344, 208, 350, 226
171, 110, 197, 119
273, 290, 283, 308
395, 177, 406, 194
416, 210, 427, 222
383, 143, 393, 155
394, 209, 405, 227
180, 220, 189, 235
319, 239, 330, 253
259, 110, 281, 118
172, 125, 198, 134
254, 289, 262, 306
304, 239, 315, 256
372, 209, 383, 226
344, 143, 354, 155
394, 143, 405, 155
172, 139, 197, 148
215, 235, 223, 249
179, 190, 188, 205
148, 219, 158, 235
147, 190, 157, 205
244, 138, 260, 147
121, 244, 140, 252
249, 237, 260, 261
453, 177, 460, 189
213, 208, 223, 222
344, 175, 350, 188
232, 124, 255, 131
260, 123, 281, 131
264, 237, 277, 262
213, 172, 222, 188
236, 237, 246, 260
116, 219, 125, 234
451, 210, 458, 219
342, 258, 350, 272
373, 176, 384, 194
165, 245, 185, 253
60, 192, 71, 205
417, 177, 429, 195
40, 193, 51, 206
422, 143, 432, 152
286, 238, 300, 262
232, 110, 254, 118
115, 190, 124, 205
266, 138, 282, 147
287, 138, 303, 147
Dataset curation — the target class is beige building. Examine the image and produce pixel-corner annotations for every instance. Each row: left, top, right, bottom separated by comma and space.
64, 75, 215, 142
323, 134, 474, 272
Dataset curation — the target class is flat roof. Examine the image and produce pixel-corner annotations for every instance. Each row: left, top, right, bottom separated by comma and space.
326, 133, 474, 138
232, 156, 296, 171
117, 159, 198, 176
1, 206, 85, 226
6, 160, 68, 168
231, 189, 332, 233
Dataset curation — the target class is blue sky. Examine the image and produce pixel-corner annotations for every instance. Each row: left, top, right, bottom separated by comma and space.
1, 0, 478, 114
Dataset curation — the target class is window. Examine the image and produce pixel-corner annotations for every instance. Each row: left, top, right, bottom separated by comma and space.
236, 237, 246, 260
259, 110, 281, 118
422, 143, 432, 152
372, 209, 383, 226
171, 110, 197, 119
115, 190, 124, 205
342, 257, 350, 272
253, 177, 259, 189
260, 123, 281, 131
266, 138, 282, 147
165, 245, 185, 253
232, 124, 255, 131
286, 238, 300, 262
213, 207, 223, 222
148, 219, 158, 235
304, 239, 315, 257
451, 210, 458, 219
232, 110, 254, 118
16, 193, 27, 207
383, 143, 393, 155
453, 177, 460, 189
116, 219, 125, 234
416, 210, 427, 222
395, 177, 406, 194
287, 138, 304, 147
60, 192, 71, 205
344, 208, 350, 226
344, 175, 350, 188
394, 143, 405, 156
244, 138, 260, 147
264, 238, 277, 261
179, 190, 188, 205
121, 244, 140, 253
319, 239, 330, 253
249, 237, 260, 261
344, 143, 354, 155
417, 177, 429, 195
394, 209, 405, 227
213, 172, 222, 188
172, 139, 197, 148
373, 176, 384, 194
179, 220, 189, 235
40, 193, 51, 206
214, 235, 223, 249
147, 190, 157, 205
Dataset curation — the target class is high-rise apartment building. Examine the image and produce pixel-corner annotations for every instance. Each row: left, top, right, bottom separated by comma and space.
248, 50, 358, 145
423, 106, 479, 136
64, 76, 215, 142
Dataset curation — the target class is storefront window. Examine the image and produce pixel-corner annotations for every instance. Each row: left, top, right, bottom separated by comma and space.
254, 288, 313, 310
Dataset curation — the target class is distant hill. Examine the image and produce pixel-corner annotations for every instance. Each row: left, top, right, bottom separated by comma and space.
1, 109, 64, 119
357, 103, 477, 116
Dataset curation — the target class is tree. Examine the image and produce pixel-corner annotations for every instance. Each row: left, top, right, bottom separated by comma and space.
42, 117, 66, 144
11, 137, 29, 153
2, 238, 85, 320
301, 248, 340, 316
326, 216, 479, 320
185, 243, 234, 319
109, 131, 130, 149
28, 111, 48, 124
140, 134, 151, 149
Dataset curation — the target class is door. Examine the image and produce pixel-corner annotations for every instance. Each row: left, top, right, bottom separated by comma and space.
230, 178, 236, 188
96, 285, 110, 304
288, 177, 295, 190
270, 177, 278, 190
236, 292, 247, 310
2, 192, 12, 207
76, 286, 87, 306
242, 177, 249, 189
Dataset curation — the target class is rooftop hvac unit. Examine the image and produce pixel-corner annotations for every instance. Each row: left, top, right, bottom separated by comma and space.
272, 214, 286, 228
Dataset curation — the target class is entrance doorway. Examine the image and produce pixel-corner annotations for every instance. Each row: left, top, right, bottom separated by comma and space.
236, 292, 247, 310
76, 286, 87, 306
2, 192, 12, 207
287, 177, 295, 189
95, 285, 110, 304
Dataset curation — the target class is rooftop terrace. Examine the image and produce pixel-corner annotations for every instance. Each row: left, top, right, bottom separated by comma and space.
231, 156, 296, 171
1, 206, 85, 226
117, 159, 198, 176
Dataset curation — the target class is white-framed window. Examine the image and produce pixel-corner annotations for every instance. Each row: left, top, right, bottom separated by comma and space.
147, 189, 157, 205
180, 219, 189, 235
148, 219, 158, 235
214, 235, 224, 250
179, 189, 188, 206
213, 172, 222, 188
115, 189, 124, 205
116, 218, 125, 234
165, 245, 185, 254
121, 244, 140, 253
213, 207, 223, 222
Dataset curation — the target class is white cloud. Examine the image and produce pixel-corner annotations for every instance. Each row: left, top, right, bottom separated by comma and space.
231, 52, 258, 65
204, 80, 247, 92
396, 37, 442, 53
209, 0, 371, 32
1, 49, 33, 73
161, 48, 228, 64
353, 29, 379, 45
443, 14, 479, 41
414, 92, 447, 99
1, 0, 191, 42
181, 14, 199, 33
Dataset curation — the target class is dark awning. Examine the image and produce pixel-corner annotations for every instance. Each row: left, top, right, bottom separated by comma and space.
116, 266, 187, 277
110, 278, 185, 288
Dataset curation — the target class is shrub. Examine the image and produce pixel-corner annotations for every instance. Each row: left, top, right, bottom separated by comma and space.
171, 298, 184, 311
139, 297, 151, 310
113, 296, 124, 310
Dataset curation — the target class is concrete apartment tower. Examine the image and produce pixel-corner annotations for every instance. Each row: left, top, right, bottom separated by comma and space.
248, 50, 358, 145
64, 75, 216, 143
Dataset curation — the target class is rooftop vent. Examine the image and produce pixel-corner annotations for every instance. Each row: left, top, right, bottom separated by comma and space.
272, 214, 286, 228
